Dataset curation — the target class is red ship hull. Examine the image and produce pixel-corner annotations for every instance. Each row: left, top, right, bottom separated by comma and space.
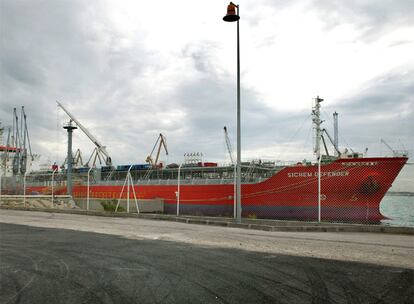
27, 157, 407, 221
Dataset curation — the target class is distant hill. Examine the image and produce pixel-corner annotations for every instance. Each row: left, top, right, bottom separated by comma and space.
386, 192, 414, 197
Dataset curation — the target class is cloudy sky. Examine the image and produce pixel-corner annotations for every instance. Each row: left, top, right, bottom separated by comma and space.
1, 0, 413, 169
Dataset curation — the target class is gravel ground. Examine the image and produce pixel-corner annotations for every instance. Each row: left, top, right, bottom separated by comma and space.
0, 209, 413, 303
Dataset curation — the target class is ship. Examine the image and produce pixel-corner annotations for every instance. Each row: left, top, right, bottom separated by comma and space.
19, 97, 408, 222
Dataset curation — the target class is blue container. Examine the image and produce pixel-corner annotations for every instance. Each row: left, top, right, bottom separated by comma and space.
116, 165, 131, 171
129, 164, 151, 170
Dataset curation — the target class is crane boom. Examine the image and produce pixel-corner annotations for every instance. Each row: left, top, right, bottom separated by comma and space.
146, 133, 168, 168
56, 101, 112, 165
380, 138, 397, 156
322, 128, 341, 157
224, 126, 234, 164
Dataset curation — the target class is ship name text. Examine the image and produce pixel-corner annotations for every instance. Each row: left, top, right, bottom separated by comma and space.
288, 171, 349, 178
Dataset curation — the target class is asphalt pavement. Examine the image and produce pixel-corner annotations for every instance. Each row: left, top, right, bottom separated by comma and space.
0, 210, 413, 303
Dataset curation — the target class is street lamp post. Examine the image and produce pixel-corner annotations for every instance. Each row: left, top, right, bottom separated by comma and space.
223, 2, 242, 223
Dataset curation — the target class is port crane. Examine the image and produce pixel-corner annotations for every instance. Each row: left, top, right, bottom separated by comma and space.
0, 124, 11, 175
56, 101, 112, 167
146, 133, 168, 168
223, 126, 234, 164
10, 107, 35, 175
60, 148, 84, 169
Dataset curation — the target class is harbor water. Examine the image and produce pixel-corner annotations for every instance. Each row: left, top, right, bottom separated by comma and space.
380, 194, 414, 228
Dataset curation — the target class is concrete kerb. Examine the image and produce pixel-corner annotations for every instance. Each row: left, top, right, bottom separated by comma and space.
1, 205, 413, 235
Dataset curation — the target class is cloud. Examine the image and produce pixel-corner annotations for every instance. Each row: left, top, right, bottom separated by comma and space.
0, 0, 413, 171
310, 0, 414, 41
324, 69, 414, 156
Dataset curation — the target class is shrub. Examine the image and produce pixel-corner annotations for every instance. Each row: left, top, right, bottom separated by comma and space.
101, 200, 125, 212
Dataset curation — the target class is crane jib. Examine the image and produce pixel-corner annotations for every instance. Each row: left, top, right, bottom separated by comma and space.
57, 101, 112, 166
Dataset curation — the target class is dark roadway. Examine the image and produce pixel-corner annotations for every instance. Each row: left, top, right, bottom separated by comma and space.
0, 223, 413, 304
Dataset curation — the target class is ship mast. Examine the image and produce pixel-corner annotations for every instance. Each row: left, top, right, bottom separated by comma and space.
333, 112, 339, 156
312, 96, 324, 223
312, 96, 323, 160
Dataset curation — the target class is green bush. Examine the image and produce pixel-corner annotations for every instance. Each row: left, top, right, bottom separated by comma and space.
101, 200, 125, 212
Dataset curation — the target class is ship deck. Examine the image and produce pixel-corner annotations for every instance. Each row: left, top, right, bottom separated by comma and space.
23, 164, 286, 187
